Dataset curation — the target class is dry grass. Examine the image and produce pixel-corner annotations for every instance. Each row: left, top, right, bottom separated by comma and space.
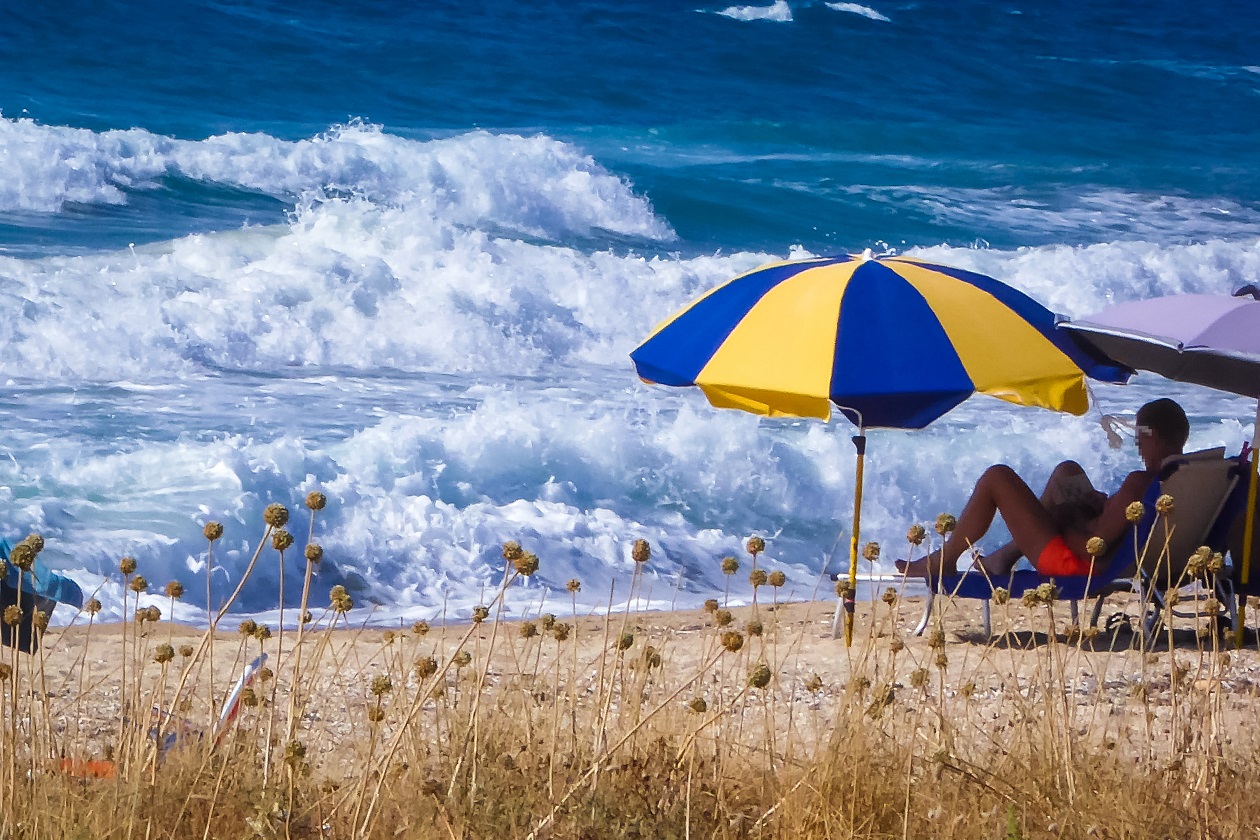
3, 513, 1260, 839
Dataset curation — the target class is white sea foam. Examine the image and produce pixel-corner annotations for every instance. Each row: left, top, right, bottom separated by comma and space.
715, 0, 792, 22
0, 118, 672, 242
825, 3, 890, 22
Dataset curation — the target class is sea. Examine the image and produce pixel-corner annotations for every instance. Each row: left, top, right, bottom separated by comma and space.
1, 0, 1258, 626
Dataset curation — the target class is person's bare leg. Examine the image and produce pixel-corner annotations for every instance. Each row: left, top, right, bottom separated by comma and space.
896, 465, 1061, 576
978, 461, 1094, 575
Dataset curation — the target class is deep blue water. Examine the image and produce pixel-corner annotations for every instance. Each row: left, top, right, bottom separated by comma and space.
0, 0, 1257, 621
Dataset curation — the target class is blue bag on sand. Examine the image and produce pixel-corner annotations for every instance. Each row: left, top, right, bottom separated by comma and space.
0, 538, 85, 654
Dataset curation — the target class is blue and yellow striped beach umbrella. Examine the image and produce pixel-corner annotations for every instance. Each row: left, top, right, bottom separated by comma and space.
632, 253, 1124, 427
630, 253, 1128, 643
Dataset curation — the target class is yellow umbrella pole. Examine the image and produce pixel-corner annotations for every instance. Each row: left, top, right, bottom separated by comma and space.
1235, 403, 1259, 649
844, 432, 867, 647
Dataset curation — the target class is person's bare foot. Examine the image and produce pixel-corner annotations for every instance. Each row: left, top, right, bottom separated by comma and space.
894, 556, 957, 577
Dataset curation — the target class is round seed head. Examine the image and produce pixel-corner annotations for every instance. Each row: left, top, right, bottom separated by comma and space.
747, 662, 772, 689
749, 568, 768, 588
203, 522, 224, 542
154, 643, 175, 665
935, 651, 949, 670
1035, 582, 1059, 604
370, 675, 393, 697
906, 524, 927, 545
8, 542, 35, 572
1155, 494, 1174, 516
934, 513, 957, 536
687, 697, 707, 714
1208, 551, 1224, 572
501, 541, 524, 562
631, 539, 651, 564
253, 624, 272, 642
240, 687, 258, 708
928, 629, 946, 650
910, 667, 930, 689
271, 529, 294, 552
720, 630, 744, 653
1021, 590, 1039, 608
129, 575, 149, 594
333, 593, 354, 613
412, 620, 430, 636
145, 605, 162, 622
1085, 537, 1106, 558
768, 570, 786, 588
305, 491, 327, 511
804, 674, 824, 693
366, 706, 386, 724
86, 598, 102, 615
746, 536, 766, 556
381, 630, 397, 645
745, 619, 764, 637
835, 579, 856, 598
721, 556, 739, 575
552, 622, 572, 642
889, 638, 905, 654
164, 581, 185, 599
519, 621, 538, 639
849, 674, 871, 693
179, 644, 194, 658
992, 587, 1010, 606
862, 541, 881, 562
471, 605, 490, 624
301, 611, 313, 624
119, 557, 138, 576
714, 608, 734, 627
0, 664, 11, 681
238, 619, 258, 637
565, 578, 581, 593
616, 631, 634, 651
961, 681, 976, 699
703, 598, 719, 614
642, 645, 662, 669
284, 740, 306, 765
1125, 502, 1145, 524
881, 587, 898, 605
452, 650, 472, 668
540, 613, 556, 631
263, 503, 290, 528
22, 534, 44, 554
513, 551, 539, 576
32, 610, 49, 633
304, 543, 323, 564
414, 656, 438, 679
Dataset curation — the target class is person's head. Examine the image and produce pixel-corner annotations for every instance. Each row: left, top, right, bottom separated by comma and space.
1135, 398, 1189, 468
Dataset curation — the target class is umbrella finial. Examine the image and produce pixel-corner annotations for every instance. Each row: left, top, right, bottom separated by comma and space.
1233, 283, 1260, 301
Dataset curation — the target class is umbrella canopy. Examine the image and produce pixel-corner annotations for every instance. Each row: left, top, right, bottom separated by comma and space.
632, 254, 1127, 428
1058, 291, 1260, 398
632, 253, 1127, 644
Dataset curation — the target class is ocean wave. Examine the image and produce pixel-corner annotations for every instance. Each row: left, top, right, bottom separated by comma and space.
0, 213, 1257, 382
0, 117, 672, 243
825, 3, 890, 22
715, 0, 792, 22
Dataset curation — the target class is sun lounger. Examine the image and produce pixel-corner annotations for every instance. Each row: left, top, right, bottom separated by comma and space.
911, 448, 1242, 647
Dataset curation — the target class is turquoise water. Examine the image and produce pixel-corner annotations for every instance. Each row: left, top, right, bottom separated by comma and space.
0, 0, 1257, 621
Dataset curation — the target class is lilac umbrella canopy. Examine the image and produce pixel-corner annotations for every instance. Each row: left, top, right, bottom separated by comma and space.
1058, 287, 1260, 399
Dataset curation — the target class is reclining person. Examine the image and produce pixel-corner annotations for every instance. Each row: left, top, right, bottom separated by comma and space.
895, 398, 1189, 578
